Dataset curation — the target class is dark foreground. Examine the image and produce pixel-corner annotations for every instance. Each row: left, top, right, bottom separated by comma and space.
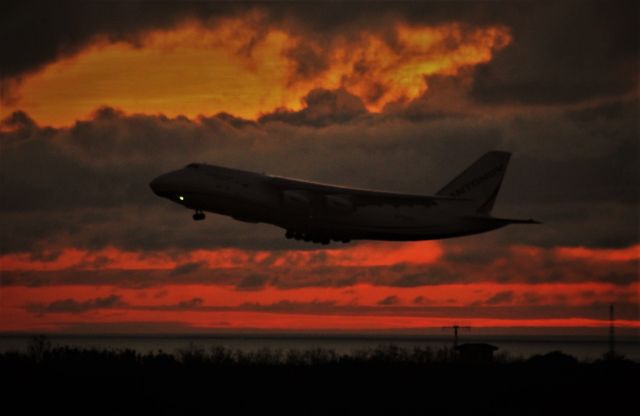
2, 341, 637, 416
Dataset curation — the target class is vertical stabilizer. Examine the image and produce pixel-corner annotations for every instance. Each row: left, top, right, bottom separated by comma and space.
436, 151, 511, 213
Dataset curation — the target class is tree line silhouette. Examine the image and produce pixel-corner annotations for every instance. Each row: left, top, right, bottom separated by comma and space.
1, 336, 637, 415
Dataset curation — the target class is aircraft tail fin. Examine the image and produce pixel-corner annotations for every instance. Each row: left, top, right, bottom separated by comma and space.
436, 151, 511, 214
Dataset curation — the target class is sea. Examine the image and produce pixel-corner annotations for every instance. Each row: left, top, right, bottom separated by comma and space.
1, 333, 639, 362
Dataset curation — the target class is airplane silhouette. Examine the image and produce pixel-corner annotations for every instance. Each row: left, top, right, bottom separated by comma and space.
150, 151, 538, 244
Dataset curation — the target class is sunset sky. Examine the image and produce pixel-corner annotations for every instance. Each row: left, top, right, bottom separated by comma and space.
0, 1, 638, 335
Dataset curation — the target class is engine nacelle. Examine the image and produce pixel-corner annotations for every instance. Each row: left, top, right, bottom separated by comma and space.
282, 190, 311, 208
325, 194, 354, 213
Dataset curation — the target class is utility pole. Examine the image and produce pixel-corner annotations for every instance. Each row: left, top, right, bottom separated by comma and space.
442, 325, 471, 349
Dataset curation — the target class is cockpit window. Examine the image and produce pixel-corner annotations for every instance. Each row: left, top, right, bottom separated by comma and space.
186, 163, 199, 169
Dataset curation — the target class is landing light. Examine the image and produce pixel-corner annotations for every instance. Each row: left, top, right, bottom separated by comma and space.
179, 196, 184, 201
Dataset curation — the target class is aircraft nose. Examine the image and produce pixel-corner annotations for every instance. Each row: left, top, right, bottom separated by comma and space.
149, 174, 172, 196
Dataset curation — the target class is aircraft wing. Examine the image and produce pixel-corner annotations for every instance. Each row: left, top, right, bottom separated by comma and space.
268, 175, 461, 207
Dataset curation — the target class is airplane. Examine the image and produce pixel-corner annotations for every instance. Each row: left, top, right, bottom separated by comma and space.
149, 151, 539, 244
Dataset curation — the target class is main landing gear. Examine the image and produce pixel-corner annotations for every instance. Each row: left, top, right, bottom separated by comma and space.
193, 210, 205, 221
285, 230, 350, 245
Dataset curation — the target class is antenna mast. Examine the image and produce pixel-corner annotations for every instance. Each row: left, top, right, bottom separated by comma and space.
442, 325, 471, 349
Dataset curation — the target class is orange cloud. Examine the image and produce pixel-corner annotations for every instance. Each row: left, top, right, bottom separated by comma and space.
1, 18, 510, 126
297, 23, 511, 110
555, 244, 640, 262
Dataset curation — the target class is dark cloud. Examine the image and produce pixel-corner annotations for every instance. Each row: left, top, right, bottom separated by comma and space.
0, 94, 638, 258
25, 295, 211, 315
258, 88, 368, 127
471, 1, 639, 104
23, 296, 640, 322
154, 290, 168, 299
26, 294, 124, 314
52, 320, 206, 334
413, 296, 433, 305
383, 75, 471, 122
521, 292, 543, 306
0, 110, 38, 132
237, 300, 338, 313
174, 297, 204, 310
223, 300, 639, 321
485, 291, 514, 306
378, 295, 400, 306
212, 113, 258, 130
0, 0, 240, 84
283, 42, 330, 81
236, 274, 270, 291
171, 261, 205, 276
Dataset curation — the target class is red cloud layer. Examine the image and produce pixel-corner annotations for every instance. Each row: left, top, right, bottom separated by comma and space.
1, 243, 637, 332
2, 281, 637, 333
0, 241, 443, 271
2, 242, 637, 272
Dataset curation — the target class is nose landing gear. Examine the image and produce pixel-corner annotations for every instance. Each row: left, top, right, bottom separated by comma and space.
193, 210, 205, 221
